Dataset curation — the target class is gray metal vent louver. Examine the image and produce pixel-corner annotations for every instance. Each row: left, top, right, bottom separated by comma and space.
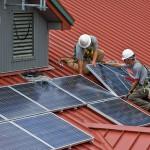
13, 13, 34, 60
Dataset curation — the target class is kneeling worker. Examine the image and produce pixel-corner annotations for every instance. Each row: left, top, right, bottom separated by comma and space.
107, 49, 150, 110
60, 34, 104, 74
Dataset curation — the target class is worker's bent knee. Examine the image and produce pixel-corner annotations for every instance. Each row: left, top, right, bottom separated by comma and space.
128, 94, 135, 101
97, 49, 105, 62
83, 68, 90, 74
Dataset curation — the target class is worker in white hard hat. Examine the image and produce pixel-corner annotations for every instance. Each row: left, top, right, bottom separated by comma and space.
107, 49, 150, 111
59, 34, 104, 74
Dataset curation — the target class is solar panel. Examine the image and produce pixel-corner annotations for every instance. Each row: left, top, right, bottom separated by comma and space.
87, 63, 131, 96
15, 113, 92, 149
89, 98, 150, 126
12, 81, 84, 112
0, 117, 4, 122
52, 75, 116, 103
0, 87, 46, 120
0, 122, 53, 150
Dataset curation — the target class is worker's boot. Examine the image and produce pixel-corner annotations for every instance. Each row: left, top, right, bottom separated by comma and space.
141, 103, 150, 111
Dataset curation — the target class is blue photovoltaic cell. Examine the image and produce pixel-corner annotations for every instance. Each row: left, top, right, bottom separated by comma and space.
0, 117, 4, 122
52, 75, 115, 103
0, 122, 52, 150
104, 65, 129, 76
15, 113, 92, 149
87, 64, 131, 96
13, 81, 84, 112
90, 98, 150, 126
0, 87, 45, 119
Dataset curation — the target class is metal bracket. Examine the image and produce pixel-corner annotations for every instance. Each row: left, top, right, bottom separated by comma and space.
3, 0, 47, 11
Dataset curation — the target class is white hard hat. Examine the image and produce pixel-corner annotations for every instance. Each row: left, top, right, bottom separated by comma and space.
78, 34, 91, 48
122, 49, 135, 60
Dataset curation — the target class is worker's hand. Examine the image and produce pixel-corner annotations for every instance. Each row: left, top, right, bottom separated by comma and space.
126, 90, 133, 99
92, 61, 96, 67
104, 61, 113, 66
99, 60, 106, 64
126, 93, 130, 99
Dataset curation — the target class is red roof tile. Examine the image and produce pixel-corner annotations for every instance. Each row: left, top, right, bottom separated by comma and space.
49, 0, 150, 66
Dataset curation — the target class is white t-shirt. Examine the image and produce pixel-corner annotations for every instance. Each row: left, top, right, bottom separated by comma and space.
125, 60, 148, 85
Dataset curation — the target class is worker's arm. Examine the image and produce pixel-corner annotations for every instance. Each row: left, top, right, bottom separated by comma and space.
105, 61, 124, 68
126, 79, 139, 98
78, 60, 83, 74
92, 50, 98, 66
129, 80, 139, 94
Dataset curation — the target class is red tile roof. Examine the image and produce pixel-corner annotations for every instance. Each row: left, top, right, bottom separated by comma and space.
50, 0, 150, 66
1, 0, 150, 149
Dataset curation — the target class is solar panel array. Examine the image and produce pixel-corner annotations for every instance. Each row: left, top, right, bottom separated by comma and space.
15, 113, 92, 149
0, 112, 92, 150
0, 121, 53, 150
0, 79, 94, 149
0, 87, 45, 120
89, 97, 150, 126
87, 63, 131, 96
0, 74, 150, 149
52, 75, 116, 103
52, 75, 150, 126
12, 81, 84, 112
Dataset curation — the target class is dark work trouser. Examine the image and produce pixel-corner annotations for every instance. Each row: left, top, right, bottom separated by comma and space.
128, 85, 150, 110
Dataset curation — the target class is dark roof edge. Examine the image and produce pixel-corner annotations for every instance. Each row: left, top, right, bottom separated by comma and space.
49, 0, 74, 25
